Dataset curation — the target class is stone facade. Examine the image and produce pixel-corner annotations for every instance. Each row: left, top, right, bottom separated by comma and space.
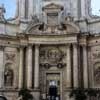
0, 0, 100, 100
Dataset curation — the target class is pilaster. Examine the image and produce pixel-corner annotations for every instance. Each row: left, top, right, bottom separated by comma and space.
83, 45, 88, 88
18, 47, 24, 89
73, 43, 79, 88
66, 44, 72, 88
27, 45, 33, 89
34, 44, 40, 89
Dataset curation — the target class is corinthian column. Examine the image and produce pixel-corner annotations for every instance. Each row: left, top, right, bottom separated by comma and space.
73, 44, 79, 88
34, 45, 39, 89
83, 45, 88, 88
66, 44, 72, 88
27, 45, 33, 89
18, 47, 24, 89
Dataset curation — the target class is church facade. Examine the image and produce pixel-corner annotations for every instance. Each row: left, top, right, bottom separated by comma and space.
0, 0, 100, 100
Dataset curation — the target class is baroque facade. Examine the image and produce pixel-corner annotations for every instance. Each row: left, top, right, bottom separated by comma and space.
0, 0, 100, 100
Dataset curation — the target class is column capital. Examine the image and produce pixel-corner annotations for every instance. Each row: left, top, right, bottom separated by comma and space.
0, 46, 5, 50
19, 45, 26, 49
72, 43, 78, 46
80, 44, 87, 47
65, 44, 71, 48
35, 44, 40, 48
28, 43, 34, 47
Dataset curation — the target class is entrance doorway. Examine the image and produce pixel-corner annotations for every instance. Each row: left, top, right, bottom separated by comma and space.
46, 73, 61, 100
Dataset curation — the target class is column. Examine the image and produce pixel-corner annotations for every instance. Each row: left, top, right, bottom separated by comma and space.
0, 47, 4, 88
73, 44, 79, 88
20, 0, 26, 18
66, 44, 72, 88
27, 45, 33, 89
34, 45, 39, 89
18, 47, 24, 88
83, 45, 88, 88
28, 0, 34, 19
81, 0, 86, 17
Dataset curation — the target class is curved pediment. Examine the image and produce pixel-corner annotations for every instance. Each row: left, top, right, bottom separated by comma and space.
65, 22, 80, 33
42, 3, 63, 11
25, 21, 80, 35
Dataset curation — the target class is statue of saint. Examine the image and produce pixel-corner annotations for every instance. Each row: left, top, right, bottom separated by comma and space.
0, 4, 5, 21
4, 66, 13, 86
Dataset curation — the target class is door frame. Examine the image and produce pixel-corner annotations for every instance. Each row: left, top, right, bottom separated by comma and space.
44, 71, 63, 100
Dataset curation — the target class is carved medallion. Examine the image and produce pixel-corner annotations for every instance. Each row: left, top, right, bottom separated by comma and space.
5, 53, 15, 62
40, 47, 66, 69
47, 48, 63, 63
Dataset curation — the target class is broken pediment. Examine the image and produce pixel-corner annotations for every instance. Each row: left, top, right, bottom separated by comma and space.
25, 21, 80, 35
42, 3, 63, 11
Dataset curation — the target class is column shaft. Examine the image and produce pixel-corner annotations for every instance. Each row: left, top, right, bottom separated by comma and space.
66, 44, 71, 88
83, 45, 88, 88
27, 45, 33, 88
73, 44, 79, 88
0, 49, 4, 88
20, 0, 25, 18
34, 45, 39, 89
18, 47, 24, 88
81, 0, 86, 17
28, 0, 34, 18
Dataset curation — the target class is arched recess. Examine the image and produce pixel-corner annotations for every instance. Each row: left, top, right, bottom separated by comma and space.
93, 62, 100, 86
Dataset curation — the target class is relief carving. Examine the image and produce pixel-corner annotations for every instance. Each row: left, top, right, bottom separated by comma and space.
4, 63, 14, 86
47, 48, 64, 63
5, 53, 16, 62
92, 52, 100, 59
40, 47, 65, 63
40, 47, 66, 69
94, 62, 100, 85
